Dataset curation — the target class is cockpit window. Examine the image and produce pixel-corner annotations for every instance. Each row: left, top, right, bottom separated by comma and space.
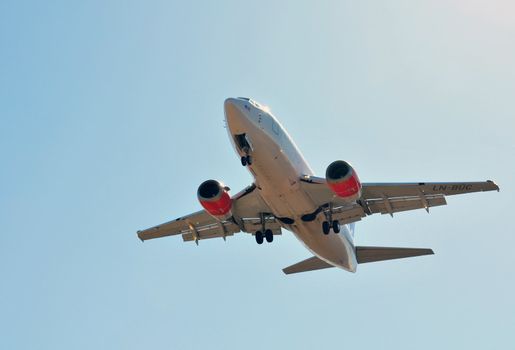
237, 97, 262, 109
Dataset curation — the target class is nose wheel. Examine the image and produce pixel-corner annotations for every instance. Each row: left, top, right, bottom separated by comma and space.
241, 155, 252, 166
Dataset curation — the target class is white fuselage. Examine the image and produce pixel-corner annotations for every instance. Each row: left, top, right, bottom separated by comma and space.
224, 98, 358, 272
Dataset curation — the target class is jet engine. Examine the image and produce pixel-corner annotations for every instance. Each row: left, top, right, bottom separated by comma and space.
325, 160, 362, 201
197, 179, 232, 219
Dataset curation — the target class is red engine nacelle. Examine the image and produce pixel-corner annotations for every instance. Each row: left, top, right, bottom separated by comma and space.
197, 179, 232, 219
325, 160, 362, 201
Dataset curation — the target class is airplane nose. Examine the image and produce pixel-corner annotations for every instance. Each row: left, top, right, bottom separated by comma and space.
224, 98, 248, 132
224, 97, 239, 111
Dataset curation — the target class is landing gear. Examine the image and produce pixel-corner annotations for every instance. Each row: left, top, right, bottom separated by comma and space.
255, 229, 273, 244
240, 155, 252, 166
322, 220, 339, 234
265, 229, 273, 243
256, 213, 274, 244
322, 203, 340, 234
235, 134, 252, 167
332, 220, 340, 233
255, 231, 264, 244
322, 221, 330, 235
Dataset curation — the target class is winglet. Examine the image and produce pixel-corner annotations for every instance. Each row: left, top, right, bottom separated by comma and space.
487, 180, 500, 192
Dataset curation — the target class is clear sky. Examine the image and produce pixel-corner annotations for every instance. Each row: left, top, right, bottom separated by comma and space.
1, 1, 514, 349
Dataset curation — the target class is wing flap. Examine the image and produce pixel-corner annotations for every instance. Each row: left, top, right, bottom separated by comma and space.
366, 194, 447, 215
356, 246, 434, 264
332, 205, 366, 224
181, 220, 240, 242
282, 256, 334, 275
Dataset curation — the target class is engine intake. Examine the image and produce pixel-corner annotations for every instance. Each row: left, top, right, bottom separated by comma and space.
325, 160, 362, 201
197, 180, 232, 219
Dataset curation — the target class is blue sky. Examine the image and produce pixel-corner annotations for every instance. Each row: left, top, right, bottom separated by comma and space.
1, 1, 514, 349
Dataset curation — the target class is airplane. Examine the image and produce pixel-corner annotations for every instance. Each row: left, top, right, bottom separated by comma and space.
137, 97, 500, 274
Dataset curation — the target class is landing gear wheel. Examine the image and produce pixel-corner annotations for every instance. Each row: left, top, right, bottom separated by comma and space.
265, 229, 273, 243
322, 221, 330, 235
241, 156, 247, 166
332, 220, 340, 233
245, 155, 252, 166
255, 231, 264, 244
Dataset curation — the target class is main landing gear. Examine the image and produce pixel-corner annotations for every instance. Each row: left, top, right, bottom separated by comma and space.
322, 203, 340, 234
255, 213, 273, 244
322, 220, 340, 234
255, 229, 273, 244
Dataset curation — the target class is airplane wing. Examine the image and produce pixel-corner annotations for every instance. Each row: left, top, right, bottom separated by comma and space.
137, 184, 282, 244
300, 176, 499, 223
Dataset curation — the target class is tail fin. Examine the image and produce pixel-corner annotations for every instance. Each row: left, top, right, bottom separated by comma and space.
349, 222, 356, 239
355, 246, 434, 264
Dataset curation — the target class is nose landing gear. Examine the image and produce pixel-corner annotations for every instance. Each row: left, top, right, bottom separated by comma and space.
234, 134, 253, 167
241, 155, 252, 166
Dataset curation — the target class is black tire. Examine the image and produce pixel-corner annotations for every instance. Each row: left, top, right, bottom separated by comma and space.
265, 229, 273, 243
322, 221, 330, 235
241, 156, 247, 166
332, 220, 340, 233
255, 231, 264, 244
246, 155, 252, 166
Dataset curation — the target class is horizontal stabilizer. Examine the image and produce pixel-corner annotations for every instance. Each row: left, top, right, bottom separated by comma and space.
356, 246, 434, 264
282, 256, 333, 275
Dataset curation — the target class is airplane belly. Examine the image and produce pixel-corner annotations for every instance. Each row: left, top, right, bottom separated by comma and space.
291, 219, 357, 272
256, 169, 357, 271
247, 131, 318, 217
